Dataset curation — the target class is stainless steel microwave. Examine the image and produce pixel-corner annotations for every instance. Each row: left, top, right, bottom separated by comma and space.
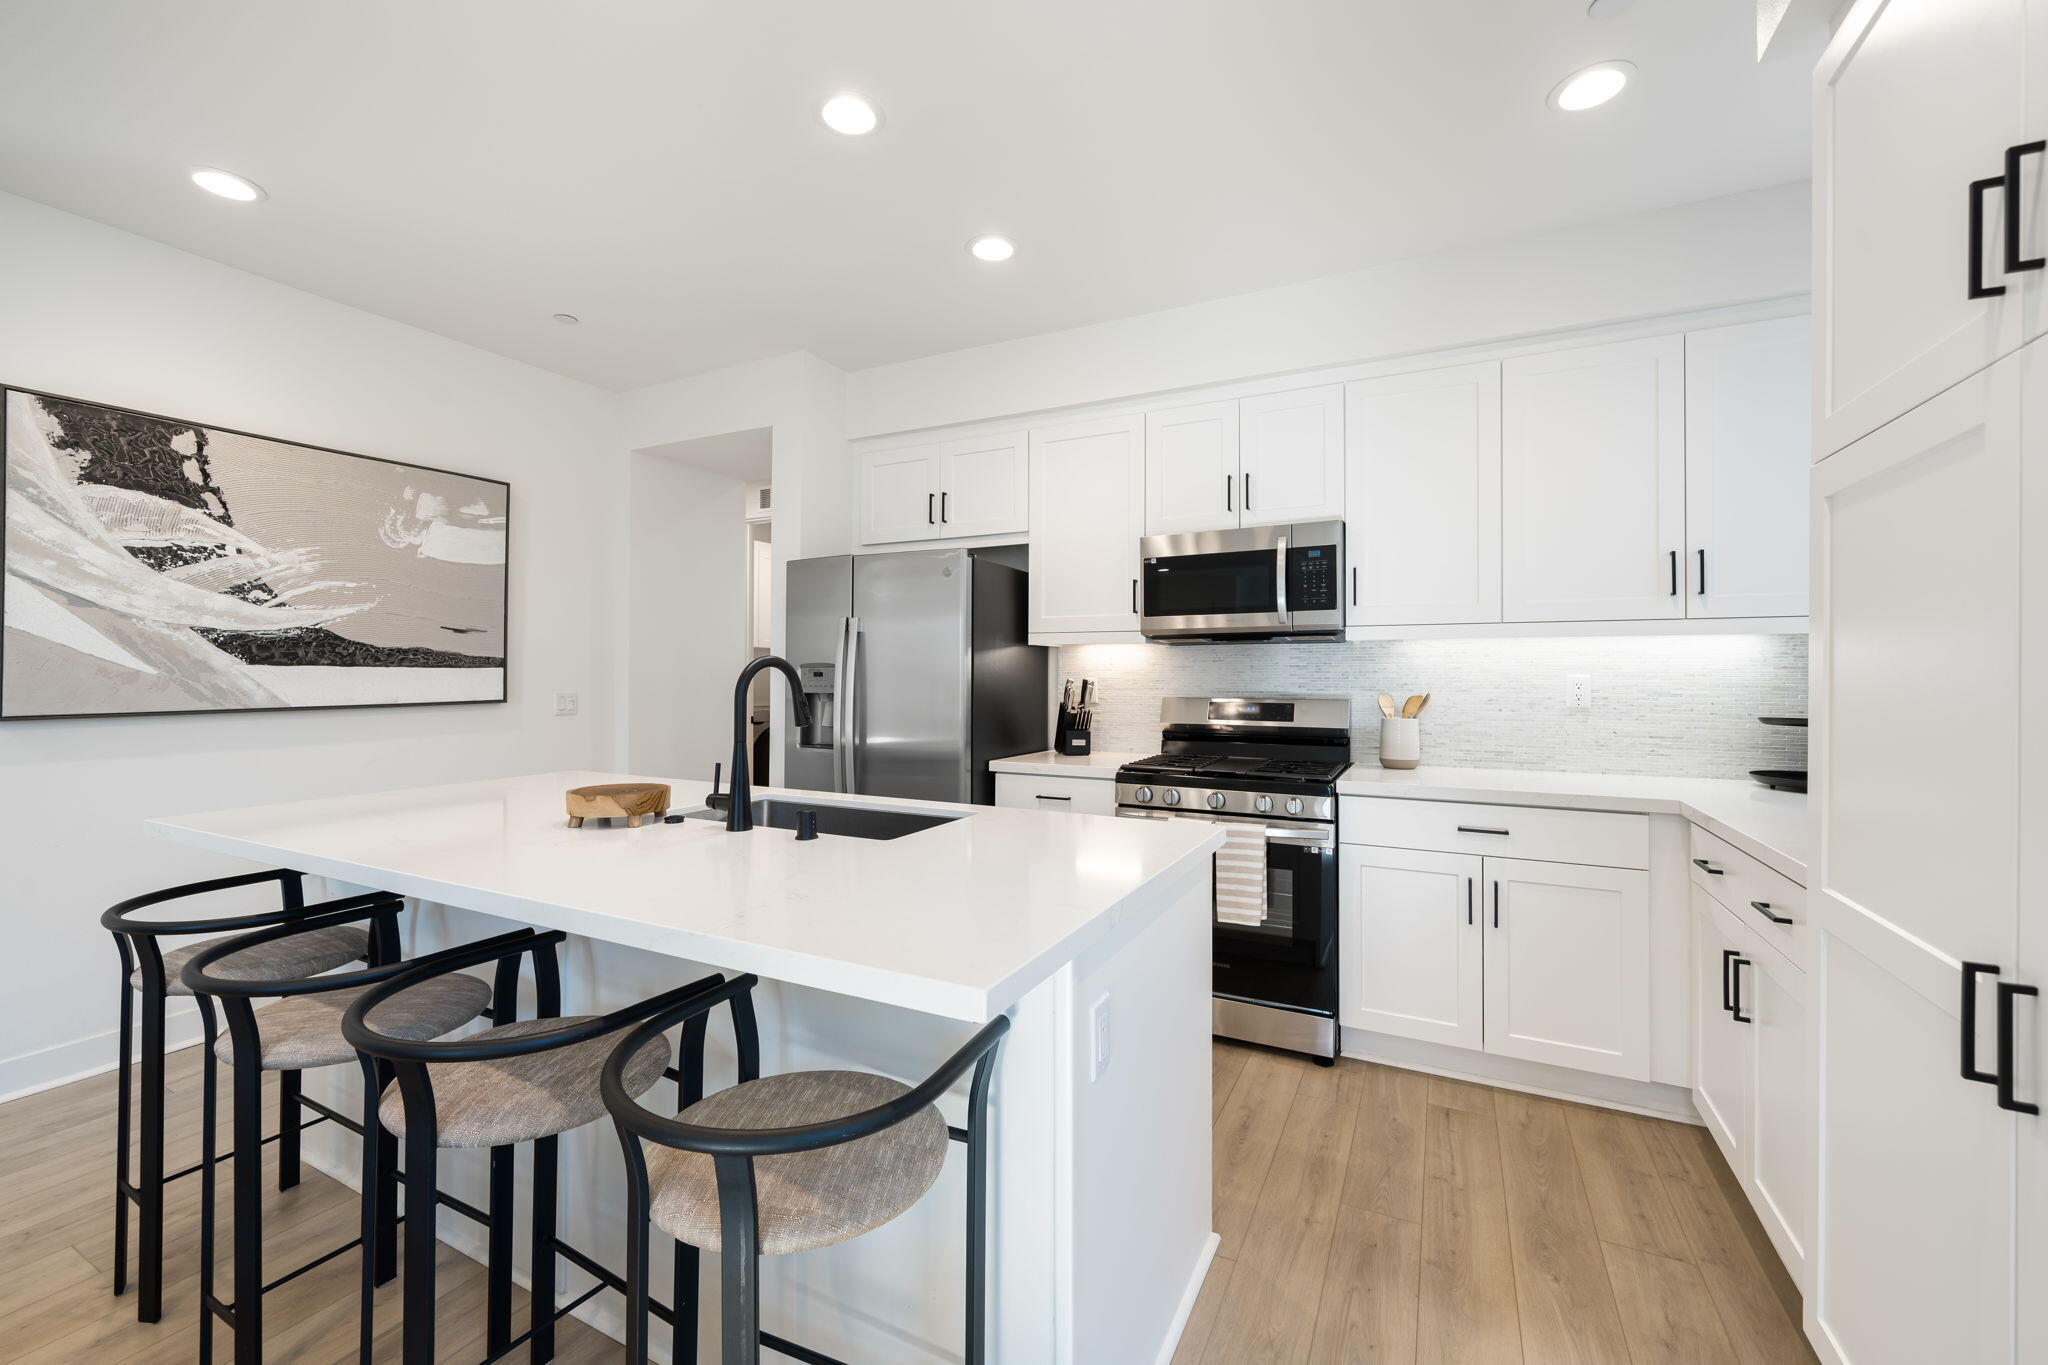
1139, 521, 1346, 642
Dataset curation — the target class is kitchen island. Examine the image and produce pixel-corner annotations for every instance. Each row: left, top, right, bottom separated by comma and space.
147, 770, 1225, 1365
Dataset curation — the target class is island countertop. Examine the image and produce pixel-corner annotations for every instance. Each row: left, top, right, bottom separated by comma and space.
146, 770, 1224, 1023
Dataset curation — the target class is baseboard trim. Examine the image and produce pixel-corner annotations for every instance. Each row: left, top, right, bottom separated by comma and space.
1152, 1232, 1221, 1365
1340, 1030, 1702, 1124
0, 1009, 206, 1105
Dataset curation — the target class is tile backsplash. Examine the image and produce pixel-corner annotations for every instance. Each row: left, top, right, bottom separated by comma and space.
1056, 634, 1808, 780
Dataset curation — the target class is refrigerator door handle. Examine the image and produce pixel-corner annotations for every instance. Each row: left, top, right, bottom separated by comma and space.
840, 615, 862, 794
831, 615, 853, 792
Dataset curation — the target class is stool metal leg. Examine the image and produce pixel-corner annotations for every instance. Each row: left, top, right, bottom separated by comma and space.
197, 995, 220, 1365
618, 1129, 655, 1365
355, 1056, 382, 1365
397, 1070, 440, 1365
277, 1070, 303, 1191
226, 1005, 266, 1365
673, 1238, 699, 1365
111, 956, 134, 1301
530, 1134, 558, 1364
373, 1060, 399, 1286
486, 1143, 515, 1356
135, 974, 167, 1324
713, 1156, 761, 1365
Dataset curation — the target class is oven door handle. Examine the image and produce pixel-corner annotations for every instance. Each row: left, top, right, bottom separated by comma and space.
1263, 829, 1334, 848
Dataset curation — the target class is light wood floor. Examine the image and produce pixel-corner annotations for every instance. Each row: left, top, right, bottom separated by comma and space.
1176, 1042, 1818, 1365
0, 1041, 1816, 1363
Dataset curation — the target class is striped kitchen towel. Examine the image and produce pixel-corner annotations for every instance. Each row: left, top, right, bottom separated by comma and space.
1214, 823, 1269, 927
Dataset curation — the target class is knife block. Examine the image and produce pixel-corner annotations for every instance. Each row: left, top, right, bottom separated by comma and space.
1055, 726, 1093, 756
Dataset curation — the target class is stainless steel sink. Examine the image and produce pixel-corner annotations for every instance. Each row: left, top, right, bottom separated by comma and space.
688, 799, 958, 840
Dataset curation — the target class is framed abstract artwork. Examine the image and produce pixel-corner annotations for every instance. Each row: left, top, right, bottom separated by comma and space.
2, 387, 509, 719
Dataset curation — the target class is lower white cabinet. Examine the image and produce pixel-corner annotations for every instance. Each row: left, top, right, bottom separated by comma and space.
993, 772, 1116, 817
1339, 846, 1483, 1051
1339, 834, 1650, 1082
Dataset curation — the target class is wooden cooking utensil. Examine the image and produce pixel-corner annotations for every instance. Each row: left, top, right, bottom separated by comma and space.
1402, 693, 1430, 718
1378, 693, 1398, 719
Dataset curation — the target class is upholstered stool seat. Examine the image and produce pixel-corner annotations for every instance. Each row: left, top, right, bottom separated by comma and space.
644, 1070, 950, 1255
136, 924, 370, 997
214, 972, 491, 1071
378, 1015, 672, 1148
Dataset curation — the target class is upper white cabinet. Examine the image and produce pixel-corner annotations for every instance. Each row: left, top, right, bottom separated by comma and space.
1814, 0, 2027, 458
1142, 385, 1343, 535
1145, 401, 1239, 534
1684, 316, 1812, 618
1028, 415, 1146, 635
1237, 385, 1344, 526
1502, 335, 1686, 623
1344, 363, 1503, 626
858, 433, 1027, 546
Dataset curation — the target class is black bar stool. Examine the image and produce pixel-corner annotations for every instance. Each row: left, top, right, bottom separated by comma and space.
340, 929, 725, 1365
601, 973, 1009, 1365
183, 899, 507, 1364
101, 868, 372, 1323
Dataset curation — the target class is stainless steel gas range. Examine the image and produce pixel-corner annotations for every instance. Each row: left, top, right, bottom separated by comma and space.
1114, 696, 1349, 1064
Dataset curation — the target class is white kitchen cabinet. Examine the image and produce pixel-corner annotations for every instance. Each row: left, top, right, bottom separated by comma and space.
1810, 353, 2027, 1365
1028, 415, 1146, 636
1237, 385, 1344, 527
1746, 934, 1809, 1286
859, 434, 1028, 545
993, 772, 1116, 816
1502, 335, 1685, 622
1481, 856, 1651, 1081
1691, 887, 1752, 1165
1144, 401, 1238, 534
1684, 316, 1812, 618
1814, 0, 2027, 459
749, 537, 774, 649
1338, 845, 1484, 1051
1343, 363, 1502, 626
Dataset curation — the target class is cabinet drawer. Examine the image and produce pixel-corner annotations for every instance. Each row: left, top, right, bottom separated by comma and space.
1688, 824, 1805, 969
1339, 796, 1648, 869
993, 773, 1116, 816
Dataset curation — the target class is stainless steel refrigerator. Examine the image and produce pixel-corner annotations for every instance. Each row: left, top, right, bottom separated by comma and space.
783, 548, 1047, 805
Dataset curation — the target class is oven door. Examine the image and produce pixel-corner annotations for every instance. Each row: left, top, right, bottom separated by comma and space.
1139, 526, 1290, 639
1117, 808, 1336, 963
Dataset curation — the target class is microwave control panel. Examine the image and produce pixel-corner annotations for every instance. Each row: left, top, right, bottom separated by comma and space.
1287, 546, 1341, 611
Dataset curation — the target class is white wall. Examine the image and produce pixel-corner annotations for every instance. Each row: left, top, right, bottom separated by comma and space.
623, 452, 750, 779
0, 192, 621, 1099
845, 181, 1811, 438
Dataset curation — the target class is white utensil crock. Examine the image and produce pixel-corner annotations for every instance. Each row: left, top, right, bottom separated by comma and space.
1379, 717, 1421, 769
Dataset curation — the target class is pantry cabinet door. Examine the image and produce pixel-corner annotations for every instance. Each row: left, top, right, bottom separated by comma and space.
1338, 846, 1484, 1051
936, 432, 1029, 539
1237, 385, 1344, 527
1145, 401, 1239, 535
1344, 363, 1502, 626
1814, 0, 2026, 458
1028, 415, 1146, 635
1502, 336, 1685, 623
1481, 857, 1651, 1081
1692, 888, 1753, 1170
1685, 316, 1813, 618
859, 444, 940, 545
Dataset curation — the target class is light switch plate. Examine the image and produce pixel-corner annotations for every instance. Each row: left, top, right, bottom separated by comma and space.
1090, 994, 1112, 1080
555, 691, 580, 716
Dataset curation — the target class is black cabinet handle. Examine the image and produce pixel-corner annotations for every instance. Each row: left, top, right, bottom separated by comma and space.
1225, 475, 1234, 512
1997, 980, 2039, 1115
1721, 947, 1738, 1013
1693, 858, 1724, 876
1466, 876, 1474, 926
1963, 961, 2001, 1084
927, 492, 936, 525
1351, 565, 1358, 607
1033, 793, 1071, 802
1750, 900, 1794, 926
1457, 825, 1511, 836
1131, 578, 1139, 614
2006, 142, 2046, 274
1491, 880, 1500, 929
1730, 957, 1752, 1024
1972, 176, 2011, 299
1243, 473, 1252, 509
1696, 548, 1707, 596
941, 491, 949, 523
1668, 549, 1678, 596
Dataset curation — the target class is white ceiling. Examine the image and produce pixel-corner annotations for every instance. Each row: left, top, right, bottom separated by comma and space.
0, 1, 1821, 392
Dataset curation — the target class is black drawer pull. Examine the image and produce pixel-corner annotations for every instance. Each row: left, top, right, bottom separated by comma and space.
928, 492, 936, 524
1458, 825, 1511, 836
1466, 876, 1474, 926
1750, 900, 1794, 926
1721, 948, 1737, 1013
1997, 981, 2039, 1115
1693, 858, 1724, 875
2006, 141, 2046, 274
1033, 794, 1071, 802
1491, 879, 1500, 929
1668, 549, 1678, 596
1972, 176, 2010, 300
1730, 957, 1752, 1024
1962, 962, 2001, 1084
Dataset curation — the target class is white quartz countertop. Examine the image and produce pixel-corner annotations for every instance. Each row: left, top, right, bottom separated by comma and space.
988, 750, 1143, 780
1335, 765, 1808, 884
145, 771, 1225, 1022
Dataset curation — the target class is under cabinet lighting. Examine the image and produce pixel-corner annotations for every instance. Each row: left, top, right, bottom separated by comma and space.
189, 167, 266, 202
1547, 61, 1636, 112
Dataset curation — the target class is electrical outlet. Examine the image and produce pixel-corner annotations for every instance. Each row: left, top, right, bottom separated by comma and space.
1566, 674, 1592, 709
1090, 995, 1113, 1081
555, 691, 579, 717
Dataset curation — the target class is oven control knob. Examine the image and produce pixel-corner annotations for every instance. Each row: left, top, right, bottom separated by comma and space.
1206, 791, 1227, 810
1133, 786, 1153, 803
1162, 789, 1182, 806
1285, 797, 1305, 816
1254, 795, 1274, 814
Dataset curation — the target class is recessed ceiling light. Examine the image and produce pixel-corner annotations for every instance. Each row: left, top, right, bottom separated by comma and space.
552, 313, 580, 325
967, 234, 1017, 263
189, 167, 266, 202
1548, 61, 1636, 112
819, 93, 882, 136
